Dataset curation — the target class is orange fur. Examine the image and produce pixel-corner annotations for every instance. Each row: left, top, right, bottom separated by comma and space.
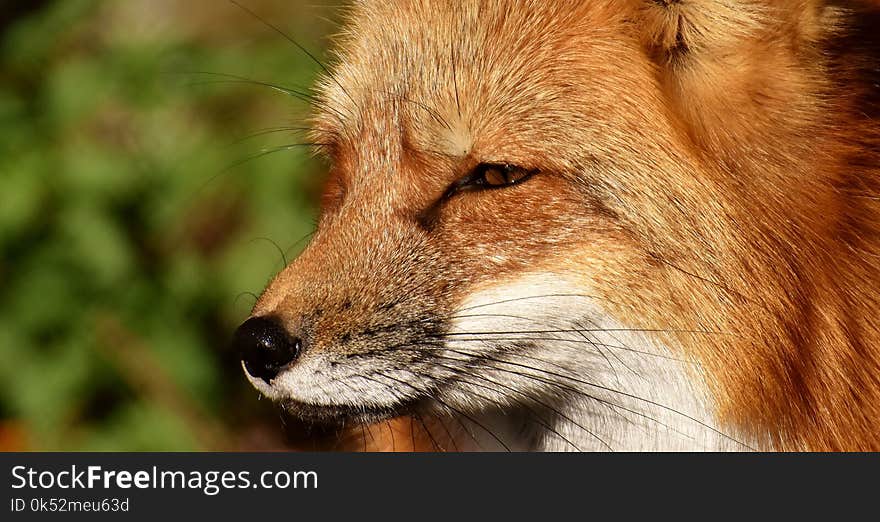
249, 0, 880, 450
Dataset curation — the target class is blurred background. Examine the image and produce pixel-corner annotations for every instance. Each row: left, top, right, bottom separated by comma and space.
0, 0, 341, 450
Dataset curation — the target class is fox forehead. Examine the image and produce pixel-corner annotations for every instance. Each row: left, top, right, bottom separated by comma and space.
312, 1, 658, 172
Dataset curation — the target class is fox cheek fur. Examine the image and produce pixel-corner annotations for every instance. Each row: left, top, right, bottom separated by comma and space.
234, 0, 880, 451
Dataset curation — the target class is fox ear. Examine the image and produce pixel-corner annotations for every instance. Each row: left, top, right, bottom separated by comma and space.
632, 0, 825, 64
628, 0, 836, 154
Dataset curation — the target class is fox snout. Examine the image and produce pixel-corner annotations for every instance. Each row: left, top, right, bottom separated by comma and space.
234, 316, 303, 384
233, 209, 460, 426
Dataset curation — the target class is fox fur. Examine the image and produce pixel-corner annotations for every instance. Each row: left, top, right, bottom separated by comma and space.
243, 0, 880, 451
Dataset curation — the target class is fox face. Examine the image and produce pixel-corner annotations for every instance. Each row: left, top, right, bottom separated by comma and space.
234, 0, 880, 451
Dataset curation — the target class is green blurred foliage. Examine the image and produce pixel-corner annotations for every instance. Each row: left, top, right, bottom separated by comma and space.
0, 0, 337, 450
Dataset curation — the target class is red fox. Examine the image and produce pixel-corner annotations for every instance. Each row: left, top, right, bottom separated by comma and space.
233, 0, 880, 451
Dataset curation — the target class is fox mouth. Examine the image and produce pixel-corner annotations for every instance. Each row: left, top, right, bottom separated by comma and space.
241, 356, 437, 427
279, 395, 425, 427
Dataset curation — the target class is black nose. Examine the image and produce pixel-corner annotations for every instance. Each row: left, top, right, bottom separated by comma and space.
234, 316, 302, 383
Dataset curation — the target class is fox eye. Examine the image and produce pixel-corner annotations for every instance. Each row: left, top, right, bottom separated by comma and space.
451, 163, 537, 195
420, 162, 537, 229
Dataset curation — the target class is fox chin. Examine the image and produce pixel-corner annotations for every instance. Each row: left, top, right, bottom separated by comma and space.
233, 0, 880, 452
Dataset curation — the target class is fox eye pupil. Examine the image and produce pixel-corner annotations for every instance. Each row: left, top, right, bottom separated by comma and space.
483, 166, 510, 186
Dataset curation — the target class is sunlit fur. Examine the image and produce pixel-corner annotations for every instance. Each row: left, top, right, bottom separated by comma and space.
245, 0, 880, 450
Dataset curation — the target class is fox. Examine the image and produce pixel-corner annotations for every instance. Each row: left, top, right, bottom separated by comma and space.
232, 0, 880, 451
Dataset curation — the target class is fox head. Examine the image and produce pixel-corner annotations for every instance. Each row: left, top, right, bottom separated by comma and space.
234, 0, 880, 451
